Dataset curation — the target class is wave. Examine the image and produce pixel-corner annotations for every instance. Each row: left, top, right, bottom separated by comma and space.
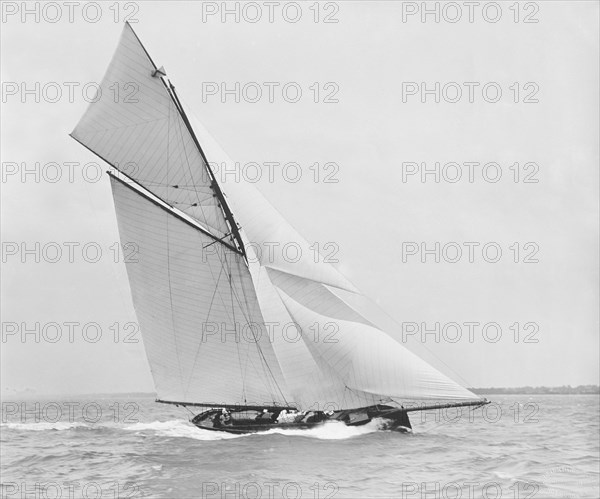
0, 421, 89, 432
123, 420, 242, 440
1, 417, 397, 439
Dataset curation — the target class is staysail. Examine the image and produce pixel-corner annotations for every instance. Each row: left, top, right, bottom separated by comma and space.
72, 23, 483, 412
187, 109, 482, 410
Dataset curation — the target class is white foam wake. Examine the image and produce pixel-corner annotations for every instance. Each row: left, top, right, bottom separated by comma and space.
121, 418, 387, 441
254, 419, 386, 440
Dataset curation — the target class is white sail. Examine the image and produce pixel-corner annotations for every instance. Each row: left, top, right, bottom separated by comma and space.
249, 264, 385, 411
188, 112, 481, 407
277, 289, 477, 402
71, 23, 229, 240
109, 176, 291, 407
73, 23, 482, 413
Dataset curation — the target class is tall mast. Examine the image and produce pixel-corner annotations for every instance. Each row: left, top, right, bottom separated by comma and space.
71, 22, 291, 408
167, 82, 247, 259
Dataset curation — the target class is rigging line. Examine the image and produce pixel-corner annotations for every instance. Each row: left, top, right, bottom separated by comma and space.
185, 261, 226, 395
253, 338, 291, 407
229, 268, 247, 405
342, 385, 349, 409
193, 225, 240, 328
182, 405, 196, 419
167, 83, 246, 259
220, 259, 290, 405
225, 273, 273, 393
220, 252, 269, 333
344, 377, 372, 407
348, 384, 393, 408
231, 283, 289, 406
177, 228, 261, 403
344, 374, 380, 408
171, 102, 212, 216
189, 226, 243, 352
205, 243, 253, 325
328, 284, 475, 390
171, 99, 226, 239
386, 311, 474, 390
203, 232, 234, 250
230, 264, 290, 406
276, 292, 350, 399
206, 243, 282, 406
164, 185, 210, 191
254, 269, 300, 403
231, 259, 263, 373
164, 104, 186, 395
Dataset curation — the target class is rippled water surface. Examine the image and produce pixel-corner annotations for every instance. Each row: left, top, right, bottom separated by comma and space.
1, 394, 598, 498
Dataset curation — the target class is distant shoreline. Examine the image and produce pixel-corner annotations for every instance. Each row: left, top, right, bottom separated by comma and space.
471, 385, 599, 395
2, 385, 599, 399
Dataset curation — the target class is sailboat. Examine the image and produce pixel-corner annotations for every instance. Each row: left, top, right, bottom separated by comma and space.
71, 23, 489, 434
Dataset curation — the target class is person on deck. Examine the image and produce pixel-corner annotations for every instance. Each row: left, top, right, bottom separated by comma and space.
212, 411, 223, 428
255, 409, 271, 423
294, 411, 307, 423
221, 408, 232, 425
278, 409, 298, 424
305, 411, 326, 423
304, 411, 317, 423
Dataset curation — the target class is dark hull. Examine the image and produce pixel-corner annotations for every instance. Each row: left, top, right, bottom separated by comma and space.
193, 420, 328, 434
191, 406, 412, 434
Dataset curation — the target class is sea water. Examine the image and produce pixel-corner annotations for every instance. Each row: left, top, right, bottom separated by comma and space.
1, 394, 598, 498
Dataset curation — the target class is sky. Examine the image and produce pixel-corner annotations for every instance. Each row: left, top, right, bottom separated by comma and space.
1, 1, 598, 396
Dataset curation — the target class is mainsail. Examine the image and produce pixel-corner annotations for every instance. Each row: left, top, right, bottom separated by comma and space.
109, 176, 290, 406
72, 23, 483, 412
